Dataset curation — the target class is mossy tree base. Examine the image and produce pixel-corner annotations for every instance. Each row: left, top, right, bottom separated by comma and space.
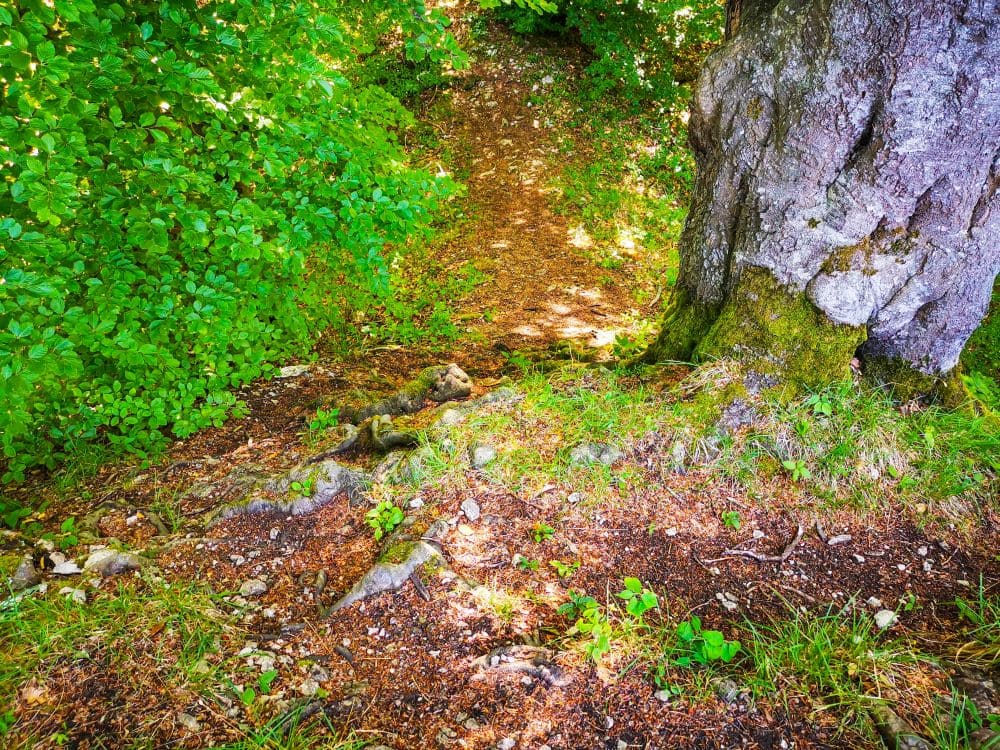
863, 356, 968, 408
647, 266, 866, 390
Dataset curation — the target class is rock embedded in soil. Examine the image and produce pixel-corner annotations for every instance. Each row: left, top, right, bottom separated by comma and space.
59, 587, 87, 604
470, 443, 498, 469
873, 705, 930, 750
712, 677, 742, 704
240, 578, 268, 598
176, 713, 201, 732
83, 548, 147, 576
461, 498, 482, 522
277, 365, 310, 378
10, 556, 41, 590
569, 442, 623, 467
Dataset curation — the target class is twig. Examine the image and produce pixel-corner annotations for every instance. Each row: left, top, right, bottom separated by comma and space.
409, 571, 431, 601
769, 583, 816, 604
815, 520, 828, 544
721, 523, 805, 563
647, 284, 663, 310
691, 552, 722, 571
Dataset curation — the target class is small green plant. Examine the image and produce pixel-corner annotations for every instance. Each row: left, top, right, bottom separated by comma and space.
649, 666, 685, 694
617, 577, 659, 619
530, 521, 555, 543
721, 510, 741, 531
290, 475, 316, 498
781, 459, 812, 482
230, 681, 257, 707
516, 556, 540, 572
672, 616, 742, 668
57, 517, 79, 550
549, 559, 580, 579
307, 407, 341, 442
258, 669, 278, 694
365, 501, 404, 541
0, 498, 30, 530
560, 591, 613, 662
805, 392, 834, 417
558, 589, 600, 621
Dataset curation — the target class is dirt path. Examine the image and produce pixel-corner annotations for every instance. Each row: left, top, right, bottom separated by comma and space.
434, 33, 629, 352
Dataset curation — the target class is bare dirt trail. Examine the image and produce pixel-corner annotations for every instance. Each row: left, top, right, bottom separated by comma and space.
432, 26, 635, 355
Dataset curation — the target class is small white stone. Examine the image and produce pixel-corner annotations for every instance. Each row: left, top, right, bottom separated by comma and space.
567, 492, 583, 504
917, 546, 928, 557
665, 527, 679, 537
239, 579, 268, 598
874, 609, 898, 629
461, 498, 481, 522
752, 530, 765, 539
498, 738, 516, 750
52, 561, 82, 576
59, 586, 87, 604
716, 592, 739, 611
866, 596, 883, 609
177, 712, 201, 732
277, 365, 310, 378
409, 497, 424, 509
853, 554, 866, 563
298, 678, 320, 697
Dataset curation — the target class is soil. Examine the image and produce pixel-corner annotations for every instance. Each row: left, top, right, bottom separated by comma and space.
3, 11, 999, 750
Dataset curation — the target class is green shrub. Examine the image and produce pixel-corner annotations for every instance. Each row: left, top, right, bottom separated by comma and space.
0, 0, 464, 480
491, 0, 725, 103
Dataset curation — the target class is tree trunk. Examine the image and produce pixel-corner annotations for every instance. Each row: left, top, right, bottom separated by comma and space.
647, 0, 999, 400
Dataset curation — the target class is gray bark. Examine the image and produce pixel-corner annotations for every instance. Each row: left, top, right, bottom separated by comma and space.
663, 0, 999, 376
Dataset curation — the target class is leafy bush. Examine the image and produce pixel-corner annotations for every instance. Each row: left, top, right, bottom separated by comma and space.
0, 0, 464, 480
491, 0, 725, 103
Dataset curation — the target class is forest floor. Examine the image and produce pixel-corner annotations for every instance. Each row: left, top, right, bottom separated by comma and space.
2, 12, 1000, 750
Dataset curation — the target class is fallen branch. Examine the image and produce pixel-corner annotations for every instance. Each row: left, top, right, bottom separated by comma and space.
721, 523, 805, 563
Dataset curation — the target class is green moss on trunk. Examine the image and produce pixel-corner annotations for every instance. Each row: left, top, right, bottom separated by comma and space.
642, 287, 719, 364
863, 356, 968, 407
694, 267, 866, 386
648, 266, 865, 387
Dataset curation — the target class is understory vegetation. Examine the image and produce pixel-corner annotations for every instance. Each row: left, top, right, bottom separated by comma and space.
0, 0, 467, 480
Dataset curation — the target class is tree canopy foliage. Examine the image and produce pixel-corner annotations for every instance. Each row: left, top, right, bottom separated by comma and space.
0, 0, 466, 480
